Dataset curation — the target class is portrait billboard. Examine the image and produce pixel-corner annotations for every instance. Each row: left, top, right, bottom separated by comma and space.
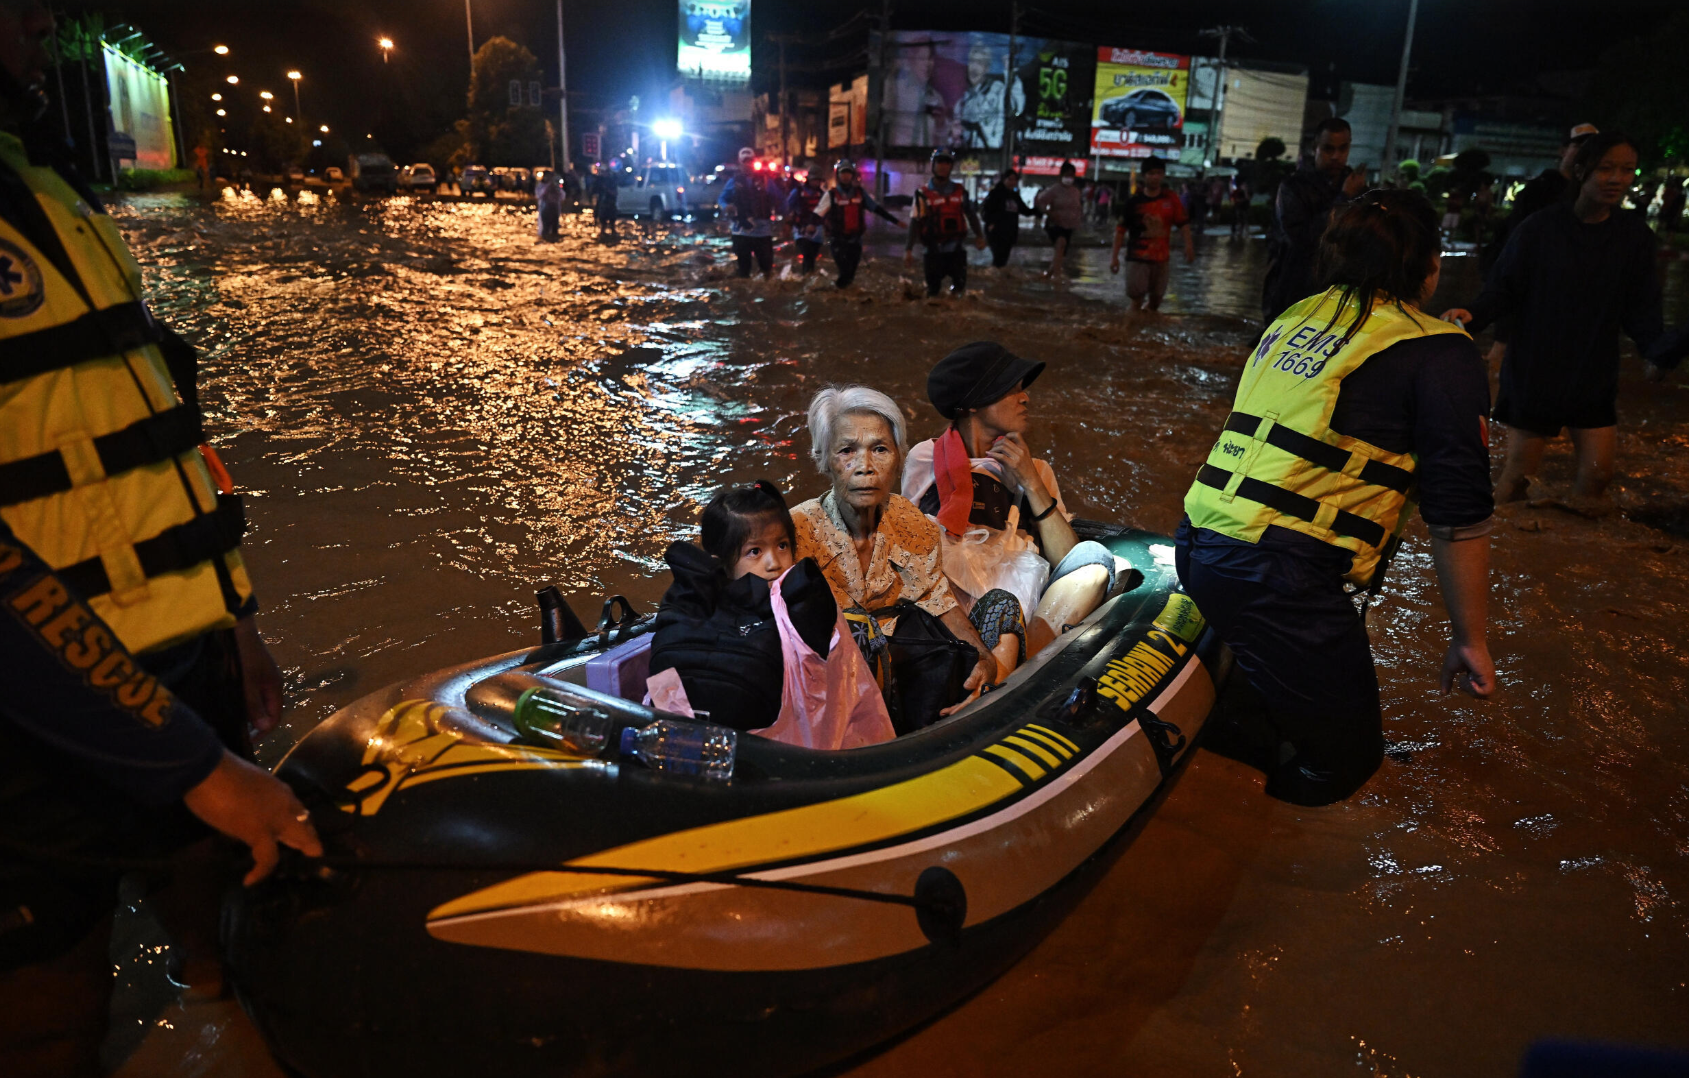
678, 0, 750, 84
102, 43, 175, 170
875, 31, 1090, 156
1090, 47, 1189, 158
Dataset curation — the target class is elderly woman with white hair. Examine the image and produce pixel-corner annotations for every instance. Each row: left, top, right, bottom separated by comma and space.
791, 386, 997, 727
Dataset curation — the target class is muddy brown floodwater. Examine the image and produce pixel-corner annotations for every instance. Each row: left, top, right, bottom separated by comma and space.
99, 189, 1689, 1077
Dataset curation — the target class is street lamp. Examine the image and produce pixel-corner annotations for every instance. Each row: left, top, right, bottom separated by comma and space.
320, 124, 329, 133
226, 75, 239, 84
378, 38, 394, 63
214, 44, 229, 55
287, 70, 303, 129
210, 92, 221, 101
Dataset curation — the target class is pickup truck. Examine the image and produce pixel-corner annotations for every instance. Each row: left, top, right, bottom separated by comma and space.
615, 161, 690, 220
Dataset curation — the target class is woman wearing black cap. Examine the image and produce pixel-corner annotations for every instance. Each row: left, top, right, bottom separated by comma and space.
904, 342, 1117, 676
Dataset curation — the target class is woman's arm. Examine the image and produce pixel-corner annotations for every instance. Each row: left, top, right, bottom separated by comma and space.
1429, 534, 1494, 698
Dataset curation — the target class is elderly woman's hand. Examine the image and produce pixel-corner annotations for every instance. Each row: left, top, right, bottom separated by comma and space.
940, 652, 1000, 717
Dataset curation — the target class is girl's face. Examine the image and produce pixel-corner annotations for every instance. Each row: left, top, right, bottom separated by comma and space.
732, 518, 794, 582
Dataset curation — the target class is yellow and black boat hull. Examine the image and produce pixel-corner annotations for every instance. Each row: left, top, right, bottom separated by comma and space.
226, 526, 1228, 1077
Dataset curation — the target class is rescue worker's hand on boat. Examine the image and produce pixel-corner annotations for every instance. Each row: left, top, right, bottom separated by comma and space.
183, 753, 324, 885
1440, 307, 1473, 327
234, 616, 286, 735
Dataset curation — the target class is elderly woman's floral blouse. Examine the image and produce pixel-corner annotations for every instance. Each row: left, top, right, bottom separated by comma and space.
791, 491, 957, 620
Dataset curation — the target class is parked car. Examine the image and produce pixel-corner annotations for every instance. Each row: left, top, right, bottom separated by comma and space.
399, 163, 438, 191
1098, 88, 1182, 130
349, 152, 398, 194
461, 165, 493, 195
284, 164, 305, 185
324, 166, 345, 183
508, 167, 532, 192
616, 161, 690, 220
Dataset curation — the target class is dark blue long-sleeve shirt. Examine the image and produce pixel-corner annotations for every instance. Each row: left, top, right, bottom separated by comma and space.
1467, 203, 1663, 421
0, 519, 224, 807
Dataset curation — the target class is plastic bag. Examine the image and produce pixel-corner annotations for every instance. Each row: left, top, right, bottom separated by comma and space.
752, 573, 895, 750
939, 505, 1049, 621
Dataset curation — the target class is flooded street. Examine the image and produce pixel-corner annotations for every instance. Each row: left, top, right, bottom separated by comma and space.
105, 191, 1689, 1076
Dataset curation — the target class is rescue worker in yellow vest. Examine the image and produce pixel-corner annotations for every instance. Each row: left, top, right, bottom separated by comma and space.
1177, 190, 1496, 807
905, 147, 986, 297
0, 6, 320, 1075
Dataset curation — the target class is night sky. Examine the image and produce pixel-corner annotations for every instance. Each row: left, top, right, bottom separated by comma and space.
62, 0, 1683, 151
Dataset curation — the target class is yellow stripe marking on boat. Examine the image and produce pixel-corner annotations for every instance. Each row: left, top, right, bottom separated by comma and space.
1023, 723, 1080, 755
1003, 735, 1061, 769
1014, 727, 1073, 759
428, 754, 1025, 920
982, 744, 1046, 781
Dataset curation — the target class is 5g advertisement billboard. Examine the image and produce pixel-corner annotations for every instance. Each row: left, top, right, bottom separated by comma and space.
875, 31, 1092, 157
678, 0, 751, 83
1090, 47, 1190, 158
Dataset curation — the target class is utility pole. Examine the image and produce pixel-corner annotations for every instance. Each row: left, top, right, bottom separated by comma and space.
557, 0, 570, 170
1002, 0, 1018, 175
778, 38, 789, 166
1381, 0, 1420, 181
1197, 25, 1249, 167
464, 0, 476, 68
872, 0, 890, 199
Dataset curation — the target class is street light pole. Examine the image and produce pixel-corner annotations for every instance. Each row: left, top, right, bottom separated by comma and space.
556, 0, 570, 170
1381, 0, 1420, 181
464, 0, 476, 68
288, 70, 302, 130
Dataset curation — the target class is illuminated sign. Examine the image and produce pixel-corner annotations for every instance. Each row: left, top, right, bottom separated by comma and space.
678, 0, 750, 84
102, 43, 176, 170
1091, 46, 1189, 158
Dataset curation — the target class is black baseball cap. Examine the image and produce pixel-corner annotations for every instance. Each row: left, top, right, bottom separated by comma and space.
927, 341, 1046, 420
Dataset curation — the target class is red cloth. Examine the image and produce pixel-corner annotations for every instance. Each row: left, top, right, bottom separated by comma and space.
932, 427, 974, 538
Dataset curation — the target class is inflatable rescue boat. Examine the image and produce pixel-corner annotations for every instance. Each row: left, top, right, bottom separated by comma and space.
225, 523, 1229, 1077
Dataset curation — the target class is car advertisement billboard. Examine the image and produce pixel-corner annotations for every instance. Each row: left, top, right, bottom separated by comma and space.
1090, 47, 1189, 158
875, 32, 1091, 156
678, 0, 750, 83
102, 42, 176, 170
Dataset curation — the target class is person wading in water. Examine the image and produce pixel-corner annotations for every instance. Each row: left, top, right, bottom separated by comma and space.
1181, 189, 1496, 807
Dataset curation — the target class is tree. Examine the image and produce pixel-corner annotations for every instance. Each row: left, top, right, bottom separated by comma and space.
1398, 159, 1421, 183
1256, 137, 1287, 162
462, 37, 548, 166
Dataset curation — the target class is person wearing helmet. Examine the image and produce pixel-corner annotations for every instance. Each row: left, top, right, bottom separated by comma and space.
815, 159, 902, 288
905, 148, 986, 297
719, 147, 778, 279
784, 168, 827, 275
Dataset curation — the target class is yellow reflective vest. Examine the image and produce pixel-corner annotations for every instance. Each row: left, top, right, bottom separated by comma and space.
1184, 287, 1470, 586
0, 131, 253, 654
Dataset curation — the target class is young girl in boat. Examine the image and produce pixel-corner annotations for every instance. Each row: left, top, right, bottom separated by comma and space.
647, 481, 893, 749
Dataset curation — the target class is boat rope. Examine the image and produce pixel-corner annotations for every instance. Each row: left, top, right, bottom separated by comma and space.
0, 837, 970, 939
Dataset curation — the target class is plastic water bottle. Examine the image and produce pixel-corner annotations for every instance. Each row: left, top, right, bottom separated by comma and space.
512, 687, 615, 755
619, 719, 737, 782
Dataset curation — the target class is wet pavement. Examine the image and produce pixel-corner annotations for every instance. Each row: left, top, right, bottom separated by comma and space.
102, 189, 1689, 1076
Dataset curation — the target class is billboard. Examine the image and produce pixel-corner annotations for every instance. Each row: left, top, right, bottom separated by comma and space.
678, 0, 750, 83
102, 42, 175, 170
875, 32, 1092, 156
1090, 47, 1189, 158
829, 75, 868, 149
